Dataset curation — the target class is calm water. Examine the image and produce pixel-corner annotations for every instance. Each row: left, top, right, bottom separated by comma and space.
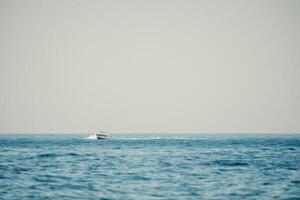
0, 134, 299, 199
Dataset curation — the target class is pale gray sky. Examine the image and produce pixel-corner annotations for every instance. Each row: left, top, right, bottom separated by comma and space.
0, 0, 299, 133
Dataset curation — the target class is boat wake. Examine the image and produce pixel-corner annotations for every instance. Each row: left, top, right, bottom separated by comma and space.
83, 135, 207, 140
84, 135, 98, 140
112, 137, 162, 140
109, 137, 204, 140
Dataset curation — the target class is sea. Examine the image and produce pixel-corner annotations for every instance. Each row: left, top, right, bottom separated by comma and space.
0, 134, 299, 200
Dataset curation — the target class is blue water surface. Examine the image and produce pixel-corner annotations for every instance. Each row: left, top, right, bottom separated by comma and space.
0, 134, 299, 199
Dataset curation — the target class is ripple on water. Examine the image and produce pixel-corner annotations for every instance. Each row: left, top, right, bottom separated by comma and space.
0, 134, 299, 199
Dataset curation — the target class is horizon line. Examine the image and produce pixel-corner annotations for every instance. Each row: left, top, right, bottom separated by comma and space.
0, 132, 299, 135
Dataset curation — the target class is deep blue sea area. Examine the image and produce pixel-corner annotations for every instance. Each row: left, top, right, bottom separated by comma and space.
0, 134, 299, 199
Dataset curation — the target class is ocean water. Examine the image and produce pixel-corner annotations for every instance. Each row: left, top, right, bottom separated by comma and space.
0, 134, 299, 200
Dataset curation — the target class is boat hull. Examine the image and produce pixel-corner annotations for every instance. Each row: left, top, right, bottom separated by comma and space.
96, 134, 108, 139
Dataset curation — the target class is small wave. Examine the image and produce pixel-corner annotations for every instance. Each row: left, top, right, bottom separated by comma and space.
211, 160, 249, 167
37, 153, 57, 158
37, 152, 80, 158
291, 180, 300, 184
285, 147, 296, 151
67, 153, 80, 156
14, 167, 29, 174
33, 175, 70, 183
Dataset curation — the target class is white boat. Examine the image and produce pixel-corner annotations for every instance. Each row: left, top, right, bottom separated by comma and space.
90, 131, 109, 140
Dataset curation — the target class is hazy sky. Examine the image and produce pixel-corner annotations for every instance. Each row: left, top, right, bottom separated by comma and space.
0, 0, 299, 133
